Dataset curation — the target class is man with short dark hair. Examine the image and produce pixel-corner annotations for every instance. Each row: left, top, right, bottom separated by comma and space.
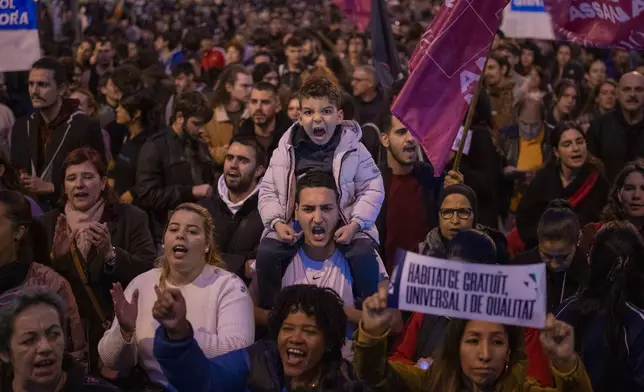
351, 65, 386, 125
236, 82, 292, 161
155, 31, 185, 74
164, 62, 211, 126
279, 37, 305, 90
136, 91, 216, 243
11, 57, 105, 208
200, 136, 266, 280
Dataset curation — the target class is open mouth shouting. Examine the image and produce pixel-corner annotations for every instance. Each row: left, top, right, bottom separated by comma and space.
402, 144, 417, 157
570, 154, 584, 165
226, 170, 240, 181
285, 347, 308, 367
33, 358, 57, 375
172, 244, 188, 259
311, 125, 327, 140
73, 191, 90, 202
311, 226, 326, 242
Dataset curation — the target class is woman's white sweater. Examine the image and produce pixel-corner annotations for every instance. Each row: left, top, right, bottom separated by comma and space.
98, 265, 255, 387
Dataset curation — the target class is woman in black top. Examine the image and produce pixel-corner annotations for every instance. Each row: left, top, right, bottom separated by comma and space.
108, 90, 158, 203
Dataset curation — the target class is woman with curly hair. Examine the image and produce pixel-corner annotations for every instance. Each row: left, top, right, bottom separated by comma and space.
153, 284, 369, 392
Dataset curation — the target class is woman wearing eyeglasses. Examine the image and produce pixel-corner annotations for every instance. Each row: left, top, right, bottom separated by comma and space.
419, 184, 508, 264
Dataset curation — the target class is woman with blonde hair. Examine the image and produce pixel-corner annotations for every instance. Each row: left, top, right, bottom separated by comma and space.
98, 203, 254, 391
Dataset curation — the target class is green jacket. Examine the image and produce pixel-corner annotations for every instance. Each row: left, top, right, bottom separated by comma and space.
353, 325, 593, 392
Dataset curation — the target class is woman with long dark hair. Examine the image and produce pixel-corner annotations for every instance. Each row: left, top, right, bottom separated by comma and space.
516, 121, 609, 248
355, 287, 592, 392
556, 221, 644, 391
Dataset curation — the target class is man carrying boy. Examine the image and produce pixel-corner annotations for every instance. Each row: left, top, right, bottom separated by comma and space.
256, 76, 385, 310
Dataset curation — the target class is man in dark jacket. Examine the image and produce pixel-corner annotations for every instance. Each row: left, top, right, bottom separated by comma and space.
375, 111, 445, 273
587, 71, 644, 182
236, 82, 292, 162
135, 91, 216, 244
200, 136, 266, 281
11, 57, 105, 210
351, 65, 387, 126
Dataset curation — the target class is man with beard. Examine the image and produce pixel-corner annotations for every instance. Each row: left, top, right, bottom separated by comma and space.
236, 82, 292, 162
136, 91, 216, 244
200, 136, 266, 281
375, 112, 462, 273
588, 71, 644, 182
11, 57, 105, 209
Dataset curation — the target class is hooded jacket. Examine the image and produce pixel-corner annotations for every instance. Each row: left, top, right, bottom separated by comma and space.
10, 98, 106, 208
258, 120, 384, 243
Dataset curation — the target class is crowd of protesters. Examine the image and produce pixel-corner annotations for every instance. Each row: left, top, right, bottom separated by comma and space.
0, 0, 643, 391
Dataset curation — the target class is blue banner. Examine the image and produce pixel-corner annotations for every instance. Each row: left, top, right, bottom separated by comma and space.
510, 0, 545, 12
0, 0, 37, 31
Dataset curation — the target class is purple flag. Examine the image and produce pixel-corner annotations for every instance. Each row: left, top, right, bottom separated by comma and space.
333, 0, 371, 31
392, 0, 508, 175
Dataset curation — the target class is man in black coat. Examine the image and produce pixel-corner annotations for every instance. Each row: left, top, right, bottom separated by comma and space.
200, 136, 266, 281
587, 71, 644, 182
135, 91, 216, 244
11, 57, 106, 210
236, 82, 292, 163
375, 112, 459, 273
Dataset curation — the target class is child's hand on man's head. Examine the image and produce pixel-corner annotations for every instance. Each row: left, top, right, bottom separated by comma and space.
334, 221, 360, 244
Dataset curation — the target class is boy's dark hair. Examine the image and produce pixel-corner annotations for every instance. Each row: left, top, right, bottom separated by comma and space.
110, 64, 142, 96
171, 91, 213, 124
253, 81, 278, 97
172, 62, 196, 78
285, 36, 303, 49
295, 170, 338, 203
537, 200, 581, 245
268, 285, 347, 362
298, 76, 343, 108
31, 57, 68, 86
229, 135, 268, 168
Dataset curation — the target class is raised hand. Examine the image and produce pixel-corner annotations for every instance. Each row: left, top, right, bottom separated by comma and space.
52, 215, 75, 258
540, 314, 577, 373
110, 283, 139, 339
361, 284, 394, 337
153, 285, 190, 340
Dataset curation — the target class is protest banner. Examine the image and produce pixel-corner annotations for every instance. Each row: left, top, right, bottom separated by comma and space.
545, 0, 644, 49
392, 0, 508, 176
388, 251, 547, 329
0, 0, 39, 72
501, 0, 555, 40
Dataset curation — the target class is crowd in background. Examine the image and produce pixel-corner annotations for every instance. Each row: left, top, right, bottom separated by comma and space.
0, 0, 642, 391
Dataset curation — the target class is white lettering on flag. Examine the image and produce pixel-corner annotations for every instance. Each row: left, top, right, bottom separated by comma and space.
0, 0, 39, 72
388, 251, 547, 329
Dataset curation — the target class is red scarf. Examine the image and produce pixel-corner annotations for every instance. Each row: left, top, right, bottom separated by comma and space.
568, 170, 599, 208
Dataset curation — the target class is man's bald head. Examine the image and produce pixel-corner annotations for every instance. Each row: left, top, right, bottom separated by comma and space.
618, 71, 644, 113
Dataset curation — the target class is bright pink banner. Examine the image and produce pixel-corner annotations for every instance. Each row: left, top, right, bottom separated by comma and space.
392, 0, 508, 175
545, 0, 644, 49
333, 0, 371, 31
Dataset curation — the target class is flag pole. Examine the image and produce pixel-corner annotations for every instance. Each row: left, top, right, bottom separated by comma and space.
451, 49, 492, 172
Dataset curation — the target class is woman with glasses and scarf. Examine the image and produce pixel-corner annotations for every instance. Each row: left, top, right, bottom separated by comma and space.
419, 184, 509, 265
